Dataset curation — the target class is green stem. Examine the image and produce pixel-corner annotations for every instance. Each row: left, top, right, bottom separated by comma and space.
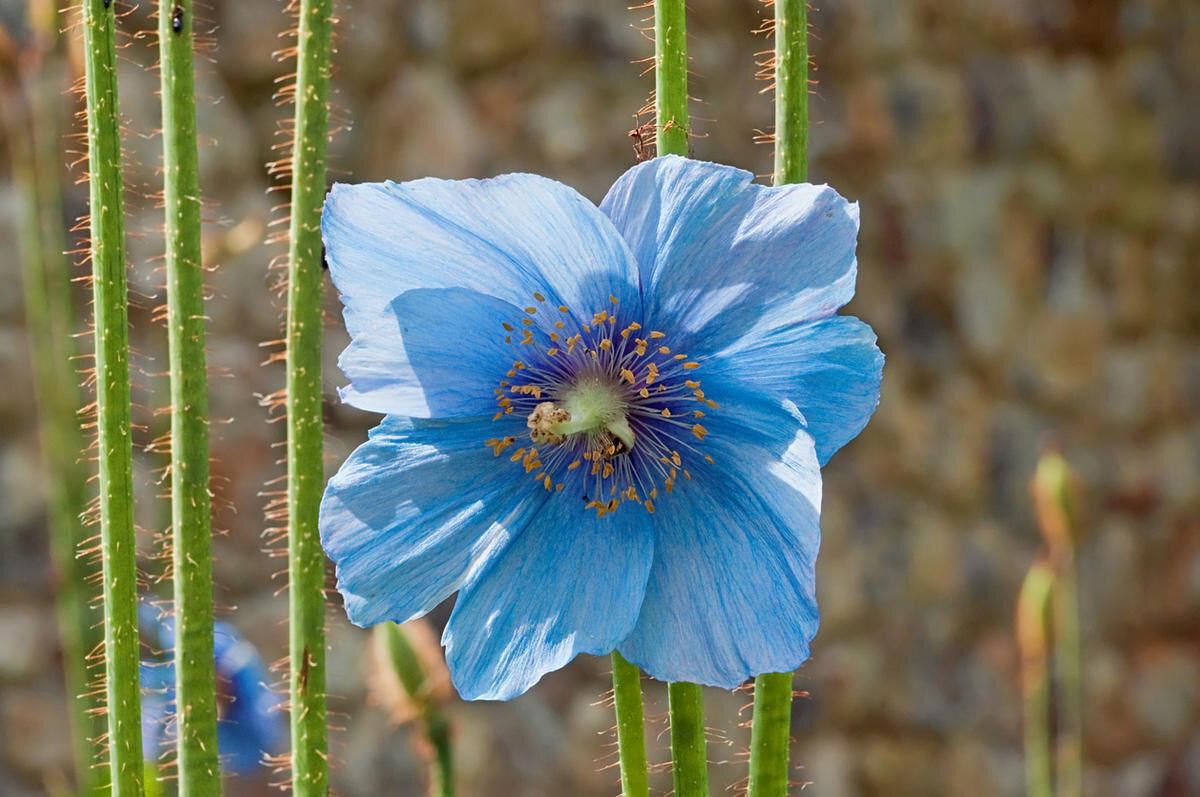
286, 0, 334, 792
157, 0, 218, 790
1017, 561, 1055, 797
379, 623, 455, 797
80, 0, 143, 792
652, 4, 707, 792
747, 5, 810, 792
14, 3, 107, 786
1032, 448, 1084, 797
747, 672, 792, 796
610, 652, 649, 797
11, 62, 104, 796
654, 0, 688, 157
1054, 557, 1083, 797
667, 682, 708, 796
772, 0, 808, 185
426, 712, 454, 797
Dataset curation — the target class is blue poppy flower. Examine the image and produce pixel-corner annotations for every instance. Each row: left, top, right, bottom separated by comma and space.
320, 155, 883, 700
140, 608, 286, 774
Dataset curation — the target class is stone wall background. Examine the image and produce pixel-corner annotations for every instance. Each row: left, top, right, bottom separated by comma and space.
0, 0, 1197, 794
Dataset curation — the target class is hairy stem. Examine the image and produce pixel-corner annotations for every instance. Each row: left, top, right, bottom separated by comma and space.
286, 0, 334, 792
157, 0, 219, 790
653, 3, 708, 793
771, 0, 808, 185
654, 0, 688, 157
748, 3, 810, 792
13, 3, 106, 789
610, 652, 649, 797
748, 672, 793, 796
12, 77, 102, 797
667, 682, 708, 796
81, 0, 142, 791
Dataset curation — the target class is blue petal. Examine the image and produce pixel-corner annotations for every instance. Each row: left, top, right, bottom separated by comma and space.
600, 155, 859, 354
338, 287, 535, 417
320, 414, 547, 627
213, 621, 284, 773
140, 661, 173, 761
707, 316, 883, 465
442, 493, 654, 700
617, 409, 822, 688
323, 174, 642, 340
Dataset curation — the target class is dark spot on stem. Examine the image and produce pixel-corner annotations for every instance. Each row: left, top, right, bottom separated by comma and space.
299, 645, 310, 690
171, 4, 184, 33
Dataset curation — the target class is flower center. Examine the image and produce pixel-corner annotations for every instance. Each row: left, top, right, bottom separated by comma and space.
527, 379, 636, 451
483, 292, 717, 517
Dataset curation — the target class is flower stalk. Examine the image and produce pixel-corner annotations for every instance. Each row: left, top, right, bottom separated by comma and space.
285, 0, 334, 792
668, 682, 708, 796
654, 0, 688, 157
653, 2, 710, 792
11, 15, 104, 786
748, 2, 810, 792
81, 0, 143, 791
771, 0, 808, 185
1017, 559, 1055, 797
1032, 450, 1084, 797
378, 623, 455, 797
156, 0, 219, 789
610, 652, 649, 797
748, 671, 793, 795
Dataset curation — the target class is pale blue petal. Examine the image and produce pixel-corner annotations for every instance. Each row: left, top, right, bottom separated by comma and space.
320, 414, 547, 627
338, 288, 533, 417
707, 315, 883, 465
323, 174, 642, 340
442, 493, 654, 700
617, 412, 822, 688
600, 155, 859, 354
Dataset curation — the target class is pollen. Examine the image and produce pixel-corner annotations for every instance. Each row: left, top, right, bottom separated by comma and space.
485, 436, 516, 456
527, 402, 569, 445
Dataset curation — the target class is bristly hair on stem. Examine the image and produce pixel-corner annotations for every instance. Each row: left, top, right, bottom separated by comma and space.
610, 652, 650, 797
654, 0, 689, 158
651, 1, 709, 793
267, 0, 336, 793
156, 0, 220, 791
8, 3, 106, 787
80, 0, 144, 792
748, 2, 809, 794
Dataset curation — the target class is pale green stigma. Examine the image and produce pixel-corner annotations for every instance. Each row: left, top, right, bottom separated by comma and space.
526, 378, 635, 450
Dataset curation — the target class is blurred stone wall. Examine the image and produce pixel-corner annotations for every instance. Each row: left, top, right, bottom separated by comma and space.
0, 0, 1196, 794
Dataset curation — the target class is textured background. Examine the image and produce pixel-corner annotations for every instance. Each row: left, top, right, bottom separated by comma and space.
0, 0, 1198, 794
